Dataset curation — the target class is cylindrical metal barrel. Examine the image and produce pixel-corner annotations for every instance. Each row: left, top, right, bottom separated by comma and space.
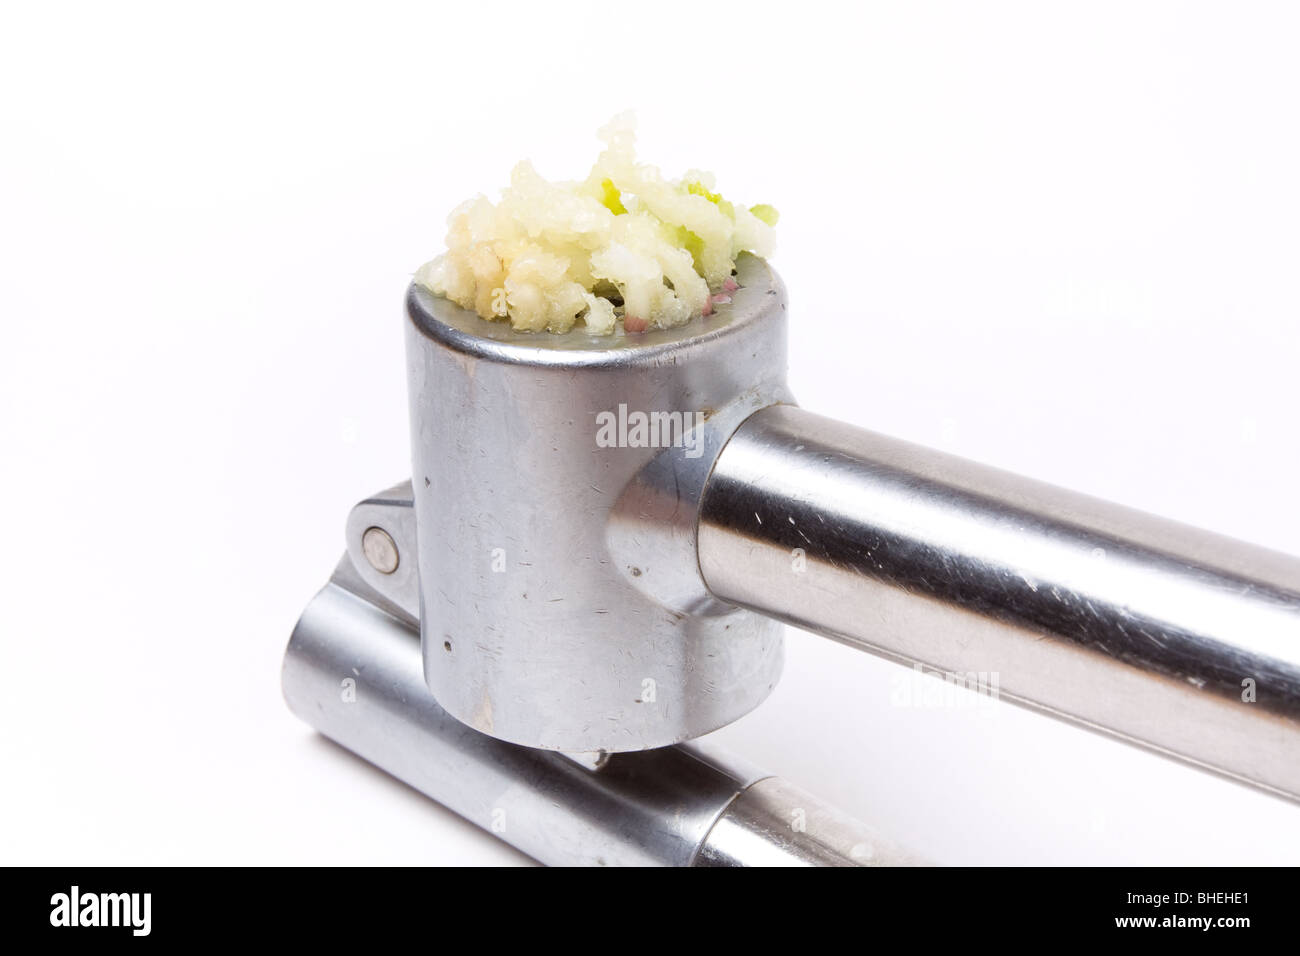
404, 254, 791, 752
281, 560, 912, 866
698, 404, 1300, 799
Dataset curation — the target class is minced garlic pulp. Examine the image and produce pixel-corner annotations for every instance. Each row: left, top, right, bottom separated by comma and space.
415, 115, 777, 335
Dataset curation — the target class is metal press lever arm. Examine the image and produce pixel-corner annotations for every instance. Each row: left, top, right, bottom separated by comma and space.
283, 547, 919, 866
698, 405, 1300, 800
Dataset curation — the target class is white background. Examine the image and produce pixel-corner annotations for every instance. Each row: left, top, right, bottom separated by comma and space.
3, 1, 1298, 865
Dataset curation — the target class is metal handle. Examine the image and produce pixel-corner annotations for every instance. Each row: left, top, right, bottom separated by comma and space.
283, 550, 921, 866
698, 404, 1300, 799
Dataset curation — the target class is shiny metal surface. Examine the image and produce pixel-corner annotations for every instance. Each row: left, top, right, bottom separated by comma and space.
698, 404, 1300, 799
344, 480, 418, 623
293, 253, 1300, 863
281, 554, 886, 866
360, 526, 399, 574
405, 253, 790, 752
696, 777, 924, 867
